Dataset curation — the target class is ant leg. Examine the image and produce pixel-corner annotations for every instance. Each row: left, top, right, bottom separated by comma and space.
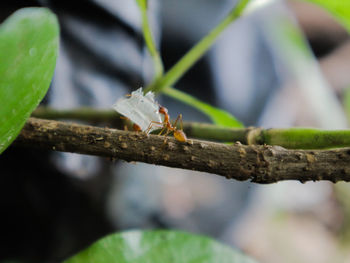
158, 127, 166, 135
179, 114, 184, 130
145, 121, 163, 134
172, 114, 187, 142
173, 114, 183, 130
145, 122, 155, 134
119, 116, 131, 131
162, 127, 175, 144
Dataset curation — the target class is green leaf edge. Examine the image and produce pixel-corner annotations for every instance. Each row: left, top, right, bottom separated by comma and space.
164, 87, 244, 128
303, 0, 350, 33
0, 7, 59, 154
63, 229, 257, 263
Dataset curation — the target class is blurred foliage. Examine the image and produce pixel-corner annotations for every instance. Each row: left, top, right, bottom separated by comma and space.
336, 87, 350, 242
135, 0, 163, 80
141, 0, 249, 128
305, 0, 350, 33
334, 182, 350, 244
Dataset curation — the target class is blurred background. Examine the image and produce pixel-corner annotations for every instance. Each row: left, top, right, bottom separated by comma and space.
1, 0, 350, 262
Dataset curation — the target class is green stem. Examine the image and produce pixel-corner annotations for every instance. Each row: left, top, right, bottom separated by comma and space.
144, 0, 250, 93
137, 0, 164, 80
32, 107, 350, 149
32, 107, 119, 122
261, 128, 350, 150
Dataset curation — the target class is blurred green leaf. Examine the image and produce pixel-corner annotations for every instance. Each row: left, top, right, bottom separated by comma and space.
279, 20, 311, 58
64, 230, 257, 263
0, 8, 59, 154
164, 87, 244, 128
304, 0, 350, 33
135, 0, 147, 10
265, 10, 348, 128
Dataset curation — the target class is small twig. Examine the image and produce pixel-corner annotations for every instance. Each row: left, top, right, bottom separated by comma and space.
144, 0, 250, 93
136, 0, 164, 81
14, 118, 350, 184
32, 107, 119, 122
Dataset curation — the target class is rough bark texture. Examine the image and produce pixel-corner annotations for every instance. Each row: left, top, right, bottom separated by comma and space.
14, 118, 350, 184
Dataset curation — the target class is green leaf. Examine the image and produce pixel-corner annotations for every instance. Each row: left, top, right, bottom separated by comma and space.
163, 87, 244, 128
303, 0, 350, 33
0, 8, 59, 154
63, 230, 258, 263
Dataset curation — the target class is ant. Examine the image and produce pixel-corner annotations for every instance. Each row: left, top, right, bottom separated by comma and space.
147, 106, 187, 142
115, 90, 187, 142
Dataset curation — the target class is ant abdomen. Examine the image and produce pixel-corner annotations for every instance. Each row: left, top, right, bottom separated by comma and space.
174, 130, 187, 142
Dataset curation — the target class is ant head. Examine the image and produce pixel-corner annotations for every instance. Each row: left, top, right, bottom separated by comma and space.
159, 106, 168, 114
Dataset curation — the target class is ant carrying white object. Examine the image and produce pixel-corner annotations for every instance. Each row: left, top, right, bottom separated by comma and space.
112, 88, 187, 142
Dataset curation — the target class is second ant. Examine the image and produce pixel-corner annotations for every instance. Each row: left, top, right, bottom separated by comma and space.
146, 105, 187, 142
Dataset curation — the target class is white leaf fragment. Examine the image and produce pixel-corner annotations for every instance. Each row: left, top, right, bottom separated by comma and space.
112, 88, 163, 133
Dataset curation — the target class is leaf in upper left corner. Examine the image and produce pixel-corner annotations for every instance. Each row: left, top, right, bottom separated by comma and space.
0, 8, 59, 154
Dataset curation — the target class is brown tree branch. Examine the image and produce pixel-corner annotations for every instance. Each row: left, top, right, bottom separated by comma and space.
14, 118, 350, 184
